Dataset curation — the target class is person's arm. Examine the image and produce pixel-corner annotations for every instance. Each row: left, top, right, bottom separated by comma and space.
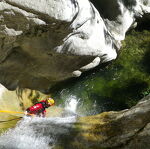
25, 108, 32, 116
24, 110, 28, 115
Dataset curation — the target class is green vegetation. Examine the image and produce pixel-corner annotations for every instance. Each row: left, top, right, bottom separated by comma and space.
53, 30, 150, 115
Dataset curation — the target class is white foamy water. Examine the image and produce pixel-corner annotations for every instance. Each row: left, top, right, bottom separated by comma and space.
0, 93, 78, 149
0, 115, 76, 149
65, 95, 79, 113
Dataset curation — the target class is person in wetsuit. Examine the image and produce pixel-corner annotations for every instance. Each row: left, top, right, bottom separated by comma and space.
25, 98, 55, 117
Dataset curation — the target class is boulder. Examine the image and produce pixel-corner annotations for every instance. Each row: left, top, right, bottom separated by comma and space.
0, 0, 149, 92
65, 95, 150, 149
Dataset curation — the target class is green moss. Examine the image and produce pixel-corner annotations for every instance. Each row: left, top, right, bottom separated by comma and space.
53, 30, 150, 115
87, 30, 150, 110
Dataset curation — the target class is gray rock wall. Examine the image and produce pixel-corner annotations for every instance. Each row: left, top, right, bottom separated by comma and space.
68, 95, 150, 149
0, 0, 149, 92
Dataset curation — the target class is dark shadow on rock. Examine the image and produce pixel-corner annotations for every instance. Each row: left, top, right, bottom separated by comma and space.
122, 0, 137, 10
90, 0, 121, 21
49, 62, 111, 94
135, 13, 150, 31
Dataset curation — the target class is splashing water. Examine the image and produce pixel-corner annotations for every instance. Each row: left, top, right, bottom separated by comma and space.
65, 95, 79, 113
0, 95, 78, 149
0, 115, 76, 149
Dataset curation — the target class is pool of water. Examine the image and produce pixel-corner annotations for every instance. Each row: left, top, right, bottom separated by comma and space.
52, 30, 150, 116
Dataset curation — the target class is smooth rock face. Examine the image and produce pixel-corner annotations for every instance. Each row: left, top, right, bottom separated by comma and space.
0, 0, 150, 91
69, 95, 150, 149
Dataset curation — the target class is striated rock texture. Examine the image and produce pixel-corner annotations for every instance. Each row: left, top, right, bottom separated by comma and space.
61, 94, 150, 149
0, 0, 150, 92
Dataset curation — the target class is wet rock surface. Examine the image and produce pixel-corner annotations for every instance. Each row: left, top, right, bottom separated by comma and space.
0, 0, 149, 92
0, 85, 150, 148
65, 95, 150, 149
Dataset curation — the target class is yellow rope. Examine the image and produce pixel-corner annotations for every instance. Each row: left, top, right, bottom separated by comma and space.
0, 110, 33, 116
0, 110, 24, 114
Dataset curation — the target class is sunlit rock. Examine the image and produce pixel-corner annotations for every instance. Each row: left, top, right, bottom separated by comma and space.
91, 0, 150, 40
0, 0, 149, 92
67, 95, 150, 149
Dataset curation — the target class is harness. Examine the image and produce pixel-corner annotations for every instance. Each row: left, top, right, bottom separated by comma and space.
36, 101, 47, 113
38, 101, 49, 109
27, 101, 48, 114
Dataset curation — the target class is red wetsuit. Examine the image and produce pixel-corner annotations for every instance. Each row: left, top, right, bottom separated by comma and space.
26, 100, 49, 117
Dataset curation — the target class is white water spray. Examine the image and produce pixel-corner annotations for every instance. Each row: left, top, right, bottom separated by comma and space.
65, 95, 79, 113
0, 114, 76, 149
